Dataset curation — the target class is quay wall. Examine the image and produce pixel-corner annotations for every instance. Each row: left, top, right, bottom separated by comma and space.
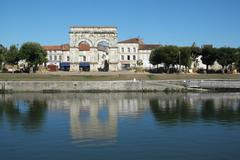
0, 80, 239, 92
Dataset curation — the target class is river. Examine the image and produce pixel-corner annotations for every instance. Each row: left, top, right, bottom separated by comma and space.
0, 92, 240, 160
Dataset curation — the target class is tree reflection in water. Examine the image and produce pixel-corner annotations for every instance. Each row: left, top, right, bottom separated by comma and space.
150, 94, 240, 125
0, 95, 47, 132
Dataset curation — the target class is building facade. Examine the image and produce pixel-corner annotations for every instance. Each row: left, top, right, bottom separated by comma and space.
43, 26, 160, 71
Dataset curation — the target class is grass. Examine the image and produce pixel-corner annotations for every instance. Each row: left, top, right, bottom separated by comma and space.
0, 72, 239, 81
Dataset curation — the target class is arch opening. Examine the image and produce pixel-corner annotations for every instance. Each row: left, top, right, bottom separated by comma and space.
97, 41, 109, 52
79, 41, 90, 51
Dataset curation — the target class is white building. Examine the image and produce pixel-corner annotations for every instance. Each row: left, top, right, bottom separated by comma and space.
43, 26, 160, 71
43, 44, 70, 70
118, 38, 160, 69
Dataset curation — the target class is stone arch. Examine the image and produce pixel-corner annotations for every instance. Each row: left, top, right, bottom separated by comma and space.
77, 38, 93, 48
78, 41, 91, 51
95, 39, 111, 48
96, 40, 110, 52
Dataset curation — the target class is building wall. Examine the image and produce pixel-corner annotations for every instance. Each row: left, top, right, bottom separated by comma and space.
118, 43, 139, 69
46, 50, 70, 68
44, 27, 156, 71
117, 43, 153, 69
139, 50, 152, 69
69, 27, 119, 71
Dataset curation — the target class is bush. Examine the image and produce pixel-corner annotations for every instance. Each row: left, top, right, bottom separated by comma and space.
149, 67, 166, 73
196, 68, 206, 74
168, 68, 178, 74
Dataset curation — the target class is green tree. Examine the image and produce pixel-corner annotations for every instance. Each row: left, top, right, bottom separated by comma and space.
235, 48, 240, 72
191, 42, 202, 59
149, 49, 158, 66
201, 45, 217, 72
150, 46, 179, 72
5, 45, 20, 65
149, 47, 163, 67
0, 44, 7, 70
19, 42, 47, 70
179, 47, 192, 69
163, 45, 179, 72
137, 59, 143, 66
217, 47, 237, 73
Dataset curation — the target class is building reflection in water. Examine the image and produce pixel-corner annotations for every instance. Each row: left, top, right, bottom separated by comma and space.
69, 98, 117, 145
46, 93, 147, 145
1, 92, 240, 145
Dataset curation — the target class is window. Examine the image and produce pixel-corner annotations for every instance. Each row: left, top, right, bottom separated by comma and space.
49, 55, 52, 61
128, 48, 131, 53
121, 48, 124, 53
59, 55, 62, 61
133, 48, 136, 53
127, 55, 130, 60
83, 56, 86, 62
67, 56, 70, 61
121, 55, 124, 60
54, 55, 57, 61
133, 55, 136, 60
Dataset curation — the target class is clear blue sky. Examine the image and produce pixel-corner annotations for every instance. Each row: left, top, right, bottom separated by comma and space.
0, 0, 239, 47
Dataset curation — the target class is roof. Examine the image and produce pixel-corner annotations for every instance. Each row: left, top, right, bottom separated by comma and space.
70, 26, 117, 29
118, 38, 144, 44
139, 44, 161, 50
119, 38, 160, 50
42, 44, 69, 51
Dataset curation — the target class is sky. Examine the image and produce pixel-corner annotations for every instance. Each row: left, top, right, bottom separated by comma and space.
0, 0, 240, 47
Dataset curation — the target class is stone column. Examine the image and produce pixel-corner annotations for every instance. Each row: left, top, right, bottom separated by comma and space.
70, 48, 80, 72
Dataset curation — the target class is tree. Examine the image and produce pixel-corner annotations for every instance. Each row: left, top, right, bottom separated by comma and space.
0, 44, 7, 70
179, 47, 192, 69
149, 48, 163, 67
163, 45, 179, 71
137, 59, 143, 66
150, 46, 180, 72
19, 42, 47, 70
217, 47, 237, 73
5, 45, 20, 65
201, 46, 217, 72
149, 49, 158, 66
191, 42, 202, 59
235, 49, 240, 72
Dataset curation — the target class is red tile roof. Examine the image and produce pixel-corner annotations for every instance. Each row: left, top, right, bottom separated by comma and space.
139, 44, 161, 50
42, 44, 69, 51
118, 38, 144, 44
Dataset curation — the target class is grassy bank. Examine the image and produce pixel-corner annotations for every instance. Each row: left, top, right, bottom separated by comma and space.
0, 72, 239, 81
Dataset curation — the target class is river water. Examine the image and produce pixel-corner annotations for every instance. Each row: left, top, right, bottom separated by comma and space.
0, 92, 240, 160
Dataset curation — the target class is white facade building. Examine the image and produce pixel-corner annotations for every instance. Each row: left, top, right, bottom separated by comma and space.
43, 44, 70, 69
43, 26, 160, 71
117, 38, 160, 69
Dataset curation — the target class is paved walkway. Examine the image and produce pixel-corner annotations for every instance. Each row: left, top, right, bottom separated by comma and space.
37, 71, 150, 76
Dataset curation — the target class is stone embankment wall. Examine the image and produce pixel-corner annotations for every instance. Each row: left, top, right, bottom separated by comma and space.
0, 80, 184, 92
0, 80, 239, 92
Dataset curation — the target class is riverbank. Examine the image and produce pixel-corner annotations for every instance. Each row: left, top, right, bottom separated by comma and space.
0, 80, 240, 92
0, 72, 239, 81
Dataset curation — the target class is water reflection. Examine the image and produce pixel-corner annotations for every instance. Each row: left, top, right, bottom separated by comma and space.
1, 92, 240, 144
0, 94, 47, 131
46, 93, 147, 145
150, 93, 240, 125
